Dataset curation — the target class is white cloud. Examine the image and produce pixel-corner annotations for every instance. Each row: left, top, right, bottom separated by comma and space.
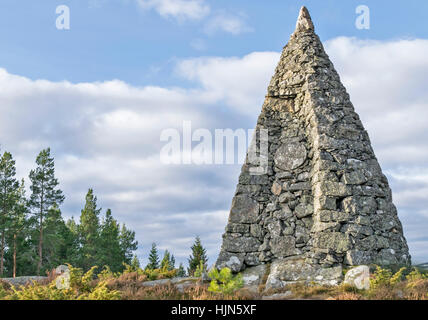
176, 51, 280, 115
1, 36, 428, 265
204, 12, 253, 35
137, 0, 210, 22
136, 1, 252, 35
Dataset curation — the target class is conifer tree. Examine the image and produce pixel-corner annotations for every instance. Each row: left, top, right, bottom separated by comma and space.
29, 148, 65, 275
63, 217, 80, 266
146, 243, 159, 270
119, 224, 138, 266
170, 254, 176, 270
130, 254, 140, 270
78, 188, 101, 270
8, 179, 28, 278
161, 250, 171, 271
0, 151, 20, 276
177, 263, 186, 277
187, 236, 208, 276
97, 209, 122, 272
42, 204, 72, 271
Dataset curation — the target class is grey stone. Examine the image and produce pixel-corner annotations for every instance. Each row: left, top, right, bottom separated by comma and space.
294, 203, 314, 218
265, 258, 343, 289
376, 249, 399, 266
315, 181, 352, 197
344, 250, 373, 265
215, 251, 245, 272
273, 205, 293, 220
267, 220, 283, 237
342, 170, 367, 185
241, 264, 267, 286
245, 252, 261, 266
226, 223, 249, 234
344, 265, 370, 290
250, 224, 263, 238
315, 232, 351, 253
270, 236, 298, 258
229, 195, 260, 224
222, 235, 261, 254
279, 192, 294, 203
288, 182, 311, 191
274, 141, 307, 171
1, 276, 47, 286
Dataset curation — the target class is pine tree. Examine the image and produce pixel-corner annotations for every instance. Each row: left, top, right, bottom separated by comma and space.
29, 148, 65, 275
146, 243, 159, 270
170, 254, 176, 270
177, 263, 186, 277
42, 204, 72, 271
97, 209, 122, 272
78, 189, 101, 270
130, 254, 140, 270
62, 217, 80, 266
8, 180, 28, 278
0, 151, 20, 276
119, 224, 138, 266
160, 250, 171, 271
187, 236, 208, 276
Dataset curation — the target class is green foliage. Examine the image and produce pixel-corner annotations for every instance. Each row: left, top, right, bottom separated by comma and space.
194, 260, 206, 277
76, 190, 138, 273
406, 268, 427, 283
78, 189, 101, 270
28, 148, 65, 274
0, 148, 138, 277
123, 261, 177, 281
208, 267, 244, 295
2, 264, 120, 300
370, 266, 393, 289
177, 263, 186, 277
0, 282, 8, 299
390, 267, 407, 285
130, 255, 140, 270
97, 265, 118, 281
187, 236, 208, 276
118, 224, 138, 265
41, 205, 72, 271
0, 151, 20, 276
146, 243, 160, 270
97, 209, 123, 272
370, 266, 412, 289
160, 250, 176, 271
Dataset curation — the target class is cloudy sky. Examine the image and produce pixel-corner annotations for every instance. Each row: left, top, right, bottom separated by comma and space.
0, 0, 427, 265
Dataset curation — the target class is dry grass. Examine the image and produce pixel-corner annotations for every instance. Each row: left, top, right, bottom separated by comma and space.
334, 292, 363, 300
2, 265, 427, 300
103, 271, 256, 300
106, 277, 255, 300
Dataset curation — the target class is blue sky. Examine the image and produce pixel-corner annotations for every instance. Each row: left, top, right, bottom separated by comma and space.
1, 0, 428, 85
0, 0, 427, 266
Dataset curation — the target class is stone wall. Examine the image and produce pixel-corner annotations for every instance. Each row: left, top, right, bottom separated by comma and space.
216, 7, 410, 287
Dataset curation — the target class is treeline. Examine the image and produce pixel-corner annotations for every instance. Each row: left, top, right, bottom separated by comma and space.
0, 148, 137, 277
138, 236, 208, 277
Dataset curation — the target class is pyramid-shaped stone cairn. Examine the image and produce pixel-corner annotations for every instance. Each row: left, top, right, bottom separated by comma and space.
216, 7, 410, 288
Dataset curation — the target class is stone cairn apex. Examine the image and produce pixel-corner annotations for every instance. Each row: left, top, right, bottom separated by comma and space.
216, 6, 410, 288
